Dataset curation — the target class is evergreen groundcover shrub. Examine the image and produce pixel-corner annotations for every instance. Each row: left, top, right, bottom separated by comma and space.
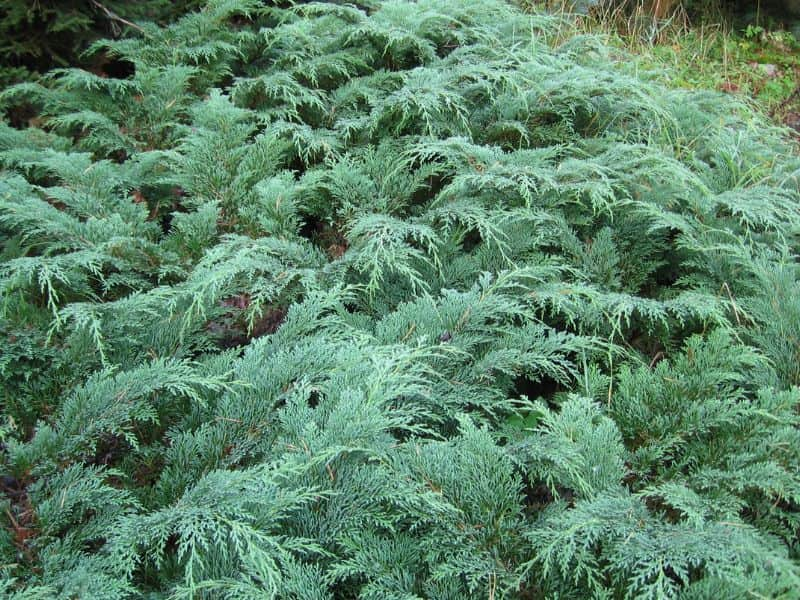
2, 1, 800, 597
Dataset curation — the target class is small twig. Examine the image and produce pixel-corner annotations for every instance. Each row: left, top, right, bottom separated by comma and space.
648, 351, 664, 369
5, 508, 20, 530
721, 282, 742, 326
770, 84, 800, 118
214, 416, 243, 424
90, 0, 145, 33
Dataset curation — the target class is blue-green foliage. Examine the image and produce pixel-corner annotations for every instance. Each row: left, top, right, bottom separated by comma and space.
2, 0, 800, 598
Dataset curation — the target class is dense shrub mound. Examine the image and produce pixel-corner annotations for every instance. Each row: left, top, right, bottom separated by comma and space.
2, 1, 800, 597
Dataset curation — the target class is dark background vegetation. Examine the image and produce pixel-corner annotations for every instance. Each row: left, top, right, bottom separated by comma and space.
0, 1, 203, 86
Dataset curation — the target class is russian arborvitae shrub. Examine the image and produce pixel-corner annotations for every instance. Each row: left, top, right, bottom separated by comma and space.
2, 1, 800, 598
